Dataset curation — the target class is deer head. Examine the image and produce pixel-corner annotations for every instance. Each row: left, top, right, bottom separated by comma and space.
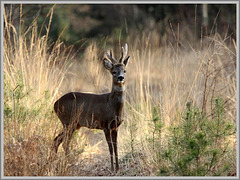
103, 43, 130, 89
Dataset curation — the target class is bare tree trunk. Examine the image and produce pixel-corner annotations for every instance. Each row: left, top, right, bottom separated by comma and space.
202, 4, 208, 35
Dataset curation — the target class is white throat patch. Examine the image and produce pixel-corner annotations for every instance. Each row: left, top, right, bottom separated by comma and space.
114, 85, 125, 92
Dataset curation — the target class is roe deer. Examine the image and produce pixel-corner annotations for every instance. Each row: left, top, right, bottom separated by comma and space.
52, 43, 130, 171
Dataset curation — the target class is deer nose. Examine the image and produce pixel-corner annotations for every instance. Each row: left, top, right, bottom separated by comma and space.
118, 76, 124, 81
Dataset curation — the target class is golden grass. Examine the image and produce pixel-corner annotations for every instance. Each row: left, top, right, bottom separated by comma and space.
3, 6, 236, 176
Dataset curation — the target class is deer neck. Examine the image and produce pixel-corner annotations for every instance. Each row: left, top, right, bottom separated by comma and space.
110, 82, 125, 113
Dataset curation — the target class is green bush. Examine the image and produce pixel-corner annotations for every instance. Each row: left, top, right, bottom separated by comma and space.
4, 71, 52, 126
156, 98, 235, 176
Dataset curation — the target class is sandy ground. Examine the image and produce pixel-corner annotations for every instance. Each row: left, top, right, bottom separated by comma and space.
63, 129, 154, 176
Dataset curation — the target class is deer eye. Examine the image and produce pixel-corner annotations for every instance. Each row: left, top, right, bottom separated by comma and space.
124, 70, 126, 73
112, 71, 117, 75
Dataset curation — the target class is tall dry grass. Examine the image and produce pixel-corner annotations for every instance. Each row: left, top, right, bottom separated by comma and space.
3, 6, 237, 176
3, 6, 80, 176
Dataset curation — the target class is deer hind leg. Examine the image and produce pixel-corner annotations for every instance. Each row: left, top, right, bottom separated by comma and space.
51, 131, 65, 154
62, 123, 80, 156
104, 129, 114, 171
112, 129, 119, 171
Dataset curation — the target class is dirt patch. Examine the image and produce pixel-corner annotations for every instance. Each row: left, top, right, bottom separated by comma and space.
70, 129, 154, 176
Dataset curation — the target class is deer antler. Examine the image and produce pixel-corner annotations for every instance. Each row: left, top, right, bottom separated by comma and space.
106, 50, 117, 64
119, 43, 128, 63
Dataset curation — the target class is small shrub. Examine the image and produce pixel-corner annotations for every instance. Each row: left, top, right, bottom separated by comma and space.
157, 98, 235, 176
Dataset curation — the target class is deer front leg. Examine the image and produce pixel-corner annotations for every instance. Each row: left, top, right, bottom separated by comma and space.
104, 129, 114, 171
111, 129, 119, 171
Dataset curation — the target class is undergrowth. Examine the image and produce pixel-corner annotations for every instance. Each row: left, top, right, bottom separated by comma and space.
155, 98, 236, 176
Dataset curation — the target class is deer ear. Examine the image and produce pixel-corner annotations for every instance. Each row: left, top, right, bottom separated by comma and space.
123, 56, 130, 67
103, 58, 113, 70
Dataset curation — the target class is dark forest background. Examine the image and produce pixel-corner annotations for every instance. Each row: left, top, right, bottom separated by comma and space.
4, 4, 236, 50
